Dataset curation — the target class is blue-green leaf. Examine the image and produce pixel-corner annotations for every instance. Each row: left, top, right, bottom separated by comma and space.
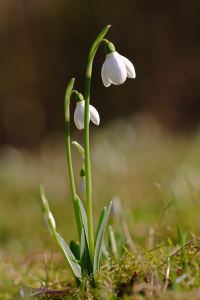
80, 229, 89, 278
74, 197, 83, 244
77, 196, 89, 246
57, 233, 82, 280
93, 202, 112, 272
70, 240, 80, 261
95, 207, 106, 246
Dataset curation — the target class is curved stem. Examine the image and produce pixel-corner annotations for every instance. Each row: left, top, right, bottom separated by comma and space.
84, 25, 111, 267
64, 78, 82, 242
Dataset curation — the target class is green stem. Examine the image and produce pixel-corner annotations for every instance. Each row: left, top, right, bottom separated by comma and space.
64, 79, 82, 242
84, 25, 111, 267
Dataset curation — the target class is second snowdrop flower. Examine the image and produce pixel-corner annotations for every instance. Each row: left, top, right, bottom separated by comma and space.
74, 93, 100, 130
101, 42, 136, 87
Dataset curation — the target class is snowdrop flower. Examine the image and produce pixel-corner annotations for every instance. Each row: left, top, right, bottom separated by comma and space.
43, 212, 56, 236
74, 93, 100, 130
101, 42, 136, 87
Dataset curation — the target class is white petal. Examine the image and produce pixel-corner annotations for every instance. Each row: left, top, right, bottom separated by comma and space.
74, 102, 85, 130
106, 52, 127, 85
101, 60, 112, 87
89, 104, 100, 126
117, 52, 136, 79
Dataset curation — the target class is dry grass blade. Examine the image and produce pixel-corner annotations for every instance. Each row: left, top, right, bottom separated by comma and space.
158, 239, 194, 269
120, 213, 150, 283
163, 258, 170, 292
120, 213, 137, 254
190, 231, 200, 243
44, 253, 48, 285
86, 279, 90, 300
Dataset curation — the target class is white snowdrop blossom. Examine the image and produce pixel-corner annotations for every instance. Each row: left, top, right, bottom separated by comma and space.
43, 212, 56, 236
74, 100, 100, 130
101, 43, 136, 87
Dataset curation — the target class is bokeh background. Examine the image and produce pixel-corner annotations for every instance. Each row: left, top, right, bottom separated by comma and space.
1, 0, 200, 291
1, 0, 200, 147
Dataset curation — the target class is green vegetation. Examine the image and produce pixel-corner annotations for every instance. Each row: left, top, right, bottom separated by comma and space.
1, 118, 200, 299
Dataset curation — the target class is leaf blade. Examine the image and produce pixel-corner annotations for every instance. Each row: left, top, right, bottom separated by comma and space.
94, 207, 106, 246
77, 196, 89, 246
93, 201, 112, 272
57, 233, 82, 280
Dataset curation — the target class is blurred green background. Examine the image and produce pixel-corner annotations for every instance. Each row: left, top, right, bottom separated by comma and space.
1, 0, 200, 293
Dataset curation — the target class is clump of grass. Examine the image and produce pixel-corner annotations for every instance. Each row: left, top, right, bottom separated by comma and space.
36, 236, 200, 299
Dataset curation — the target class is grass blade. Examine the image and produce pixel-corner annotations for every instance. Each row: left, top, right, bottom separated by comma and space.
177, 225, 188, 269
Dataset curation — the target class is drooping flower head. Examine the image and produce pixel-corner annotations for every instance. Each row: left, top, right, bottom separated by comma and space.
74, 93, 100, 130
101, 42, 136, 87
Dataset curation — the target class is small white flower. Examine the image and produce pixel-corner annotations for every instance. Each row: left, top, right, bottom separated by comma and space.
101, 51, 136, 87
74, 101, 100, 130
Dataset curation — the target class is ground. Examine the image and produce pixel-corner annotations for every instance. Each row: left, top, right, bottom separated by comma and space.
1, 116, 200, 299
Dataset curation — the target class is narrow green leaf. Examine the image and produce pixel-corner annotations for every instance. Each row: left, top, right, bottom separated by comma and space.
177, 225, 188, 269
80, 229, 89, 278
93, 201, 112, 272
70, 240, 80, 261
77, 196, 89, 246
72, 141, 85, 158
57, 233, 82, 280
74, 197, 83, 243
94, 207, 106, 246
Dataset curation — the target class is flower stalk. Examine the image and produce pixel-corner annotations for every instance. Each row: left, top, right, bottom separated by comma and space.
84, 25, 111, 266
64, 79, 82, 242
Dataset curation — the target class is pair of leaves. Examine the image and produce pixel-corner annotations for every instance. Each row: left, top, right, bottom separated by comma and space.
41, 185, 112, 280
57, 234, 82, 280
40, 187, 82, 280
68, 197, 112, 275
93, 202, 112, 272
